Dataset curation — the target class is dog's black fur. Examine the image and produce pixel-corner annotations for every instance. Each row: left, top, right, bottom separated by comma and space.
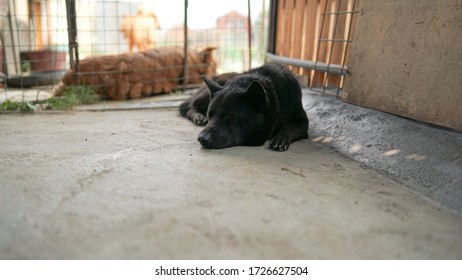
179, 72, 238, 126
179, 63, 309, 151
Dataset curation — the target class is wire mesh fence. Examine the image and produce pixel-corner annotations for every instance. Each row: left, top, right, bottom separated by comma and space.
0, 0, 269, 104
267, 0, 359, 97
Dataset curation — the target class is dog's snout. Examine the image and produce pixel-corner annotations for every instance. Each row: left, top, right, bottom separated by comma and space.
198, 132, 211, 147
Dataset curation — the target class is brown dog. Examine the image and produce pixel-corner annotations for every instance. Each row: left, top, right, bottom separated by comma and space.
121, 5, 161, 52
54, 46, 217, 100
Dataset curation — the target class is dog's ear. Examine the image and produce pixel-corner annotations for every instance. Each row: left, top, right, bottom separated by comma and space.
199, 46, 217, 64
202, 75, 224, 99
245, 80, 269, 106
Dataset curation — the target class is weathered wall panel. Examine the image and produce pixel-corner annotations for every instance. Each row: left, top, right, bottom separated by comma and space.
344, 0, 462, 131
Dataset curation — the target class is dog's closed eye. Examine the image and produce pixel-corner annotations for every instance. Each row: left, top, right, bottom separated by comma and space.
222, 113, 240, 122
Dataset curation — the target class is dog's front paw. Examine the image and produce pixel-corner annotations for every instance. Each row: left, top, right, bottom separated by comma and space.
269, 135, 291, 151
192, 113, 208, 126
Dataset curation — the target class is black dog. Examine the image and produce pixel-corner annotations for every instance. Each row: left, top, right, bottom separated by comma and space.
179, 72, 238, 126
179, 63, 309, 151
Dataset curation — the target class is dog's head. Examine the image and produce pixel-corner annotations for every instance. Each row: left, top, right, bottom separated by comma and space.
197, 75, 277, 149
187, 47, 217, 84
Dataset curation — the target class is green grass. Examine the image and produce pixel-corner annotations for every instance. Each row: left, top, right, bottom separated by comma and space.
0, 100, 36, 113
47, 85, 100, 110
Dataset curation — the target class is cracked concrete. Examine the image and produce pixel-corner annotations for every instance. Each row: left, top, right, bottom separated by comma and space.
1, 107, 461, 259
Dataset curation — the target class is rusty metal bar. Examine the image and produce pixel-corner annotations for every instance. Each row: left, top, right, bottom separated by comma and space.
247, 0, 252, 69
319, 38, 352, 42
6, 0, 19, 74
267, 0, 278, 54
323, 10, 361, 15
313, 0, 329, 81
65, 0, 79, 70
323, 0, 344, 96
337, 0, 358, 96
182, 0, 189, 90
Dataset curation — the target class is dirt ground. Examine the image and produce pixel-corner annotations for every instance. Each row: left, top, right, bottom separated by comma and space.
1, 109, 462, 259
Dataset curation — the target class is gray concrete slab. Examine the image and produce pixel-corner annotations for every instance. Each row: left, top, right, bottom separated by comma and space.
0, 87, 54, 103
303, 91, 462, 214
1, 109, 462, 259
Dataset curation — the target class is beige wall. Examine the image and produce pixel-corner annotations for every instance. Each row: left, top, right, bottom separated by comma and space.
344, 0, 462, 131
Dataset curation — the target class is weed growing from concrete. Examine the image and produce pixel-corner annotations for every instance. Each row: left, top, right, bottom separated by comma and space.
0, 99, 36, 113
47, 85, 100, 110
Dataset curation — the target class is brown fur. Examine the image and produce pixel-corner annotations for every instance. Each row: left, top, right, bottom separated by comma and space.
54, 46, 217, 100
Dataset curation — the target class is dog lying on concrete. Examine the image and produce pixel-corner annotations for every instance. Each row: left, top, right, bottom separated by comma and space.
180, 63, 309, 151
180, 72, 239, 126
54, 46, 216, 100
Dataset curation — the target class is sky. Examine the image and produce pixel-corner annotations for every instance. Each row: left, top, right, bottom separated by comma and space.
136, 0, 266, 29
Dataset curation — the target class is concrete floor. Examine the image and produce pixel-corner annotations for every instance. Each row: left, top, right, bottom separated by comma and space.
303, 93, 462, 214
1, 108, 462, 259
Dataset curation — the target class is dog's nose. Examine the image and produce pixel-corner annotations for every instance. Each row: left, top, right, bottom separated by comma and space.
198, 132, 211, 147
